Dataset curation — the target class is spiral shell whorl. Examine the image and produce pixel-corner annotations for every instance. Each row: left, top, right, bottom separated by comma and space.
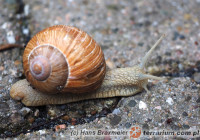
30, 55, 51, 81
24, 44, 69, 93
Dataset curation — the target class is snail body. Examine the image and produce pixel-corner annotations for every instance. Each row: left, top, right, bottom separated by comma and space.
10, 25, 165, 106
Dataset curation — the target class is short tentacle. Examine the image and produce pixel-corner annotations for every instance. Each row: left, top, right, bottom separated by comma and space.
139, 74, 165, 81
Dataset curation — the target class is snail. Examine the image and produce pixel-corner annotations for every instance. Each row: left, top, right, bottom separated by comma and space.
9, 25, 165, 106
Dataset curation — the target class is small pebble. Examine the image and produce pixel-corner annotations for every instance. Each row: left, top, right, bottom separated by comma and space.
185, 96, 191, 102
110, 115, 121, 126
178, 63, 183, 71
193, 72, 200, 83
22, 28, 29, 35
24, 4, 30, 16
28, 117, 35, 124
70, 126, 74, 129
106, 59, 115, 69
166, 97, 174, 105
91, 110, 97, 115
142, 123, 149, 130
55, 124, 66, 131
1, 22, 8, 29
52, 134, 56, 138
111, 27, 119, 33
38, 130, 46, 135
128, 100, 137, 107
61, 115, 69, 121
14, 60, 21, 66
125, 122, 131, 128
195, 41, 199, 45
0, 66, 4, 71
196, 97, 200, 103
138, 42, 144, 46
182, 124, 190, 129
173, 31, 180, 40
176, 26, 182, 32
6, 31, 16, 44
128, 113, 132, 117
166, 118, 173, 124
188, 113, 192, 117
177, 123, 182, 128
182, 112, 188, 116
0, 102, 9, 112
139, 101, 147, 110
71, 118, 76, 125
48, 109, 56, 117
112, 108, 121, 115
155, 106, 161, 110
20, 107, 31, 116
9, 69, 17, 76
179, 35, 185, 40
34, 109, 39, 117
184, 13, 191, 20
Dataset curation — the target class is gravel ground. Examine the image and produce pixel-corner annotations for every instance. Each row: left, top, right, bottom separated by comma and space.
0, 0, 200, 139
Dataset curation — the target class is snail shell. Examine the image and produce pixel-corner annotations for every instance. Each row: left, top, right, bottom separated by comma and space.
23, 25, 106, 94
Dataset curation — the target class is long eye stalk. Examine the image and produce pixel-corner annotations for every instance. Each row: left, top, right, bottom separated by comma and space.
140, 34, 166, 70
